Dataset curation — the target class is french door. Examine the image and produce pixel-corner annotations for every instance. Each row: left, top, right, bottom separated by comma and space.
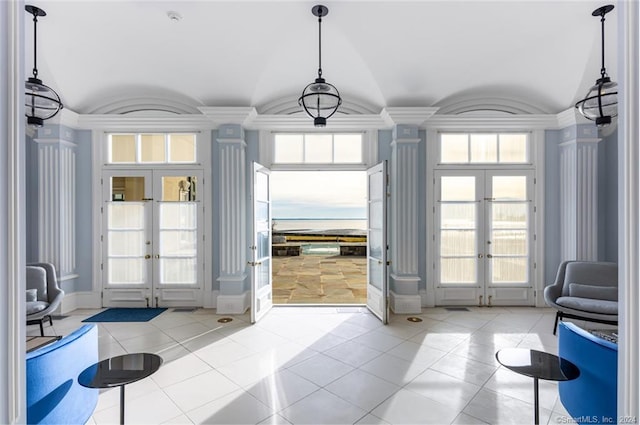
434, 169, 535, 306
101, 169, 204, 307
250, 162, 273, 323
366, 162, 388, 323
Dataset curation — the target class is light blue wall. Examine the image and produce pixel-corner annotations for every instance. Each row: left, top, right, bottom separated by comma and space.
417, 129, 428, 291
211, 129, 220, 292
543, 125, 618, 285
75, 129, 93, 292
602, 128, 618, 262
25, 126, 93, 293
544, 129, 562, 285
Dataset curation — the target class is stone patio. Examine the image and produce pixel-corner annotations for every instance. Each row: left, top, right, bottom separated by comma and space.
272, 254, 367, 304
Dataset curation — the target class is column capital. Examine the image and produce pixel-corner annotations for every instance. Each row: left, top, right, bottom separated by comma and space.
217, 123, 246, 144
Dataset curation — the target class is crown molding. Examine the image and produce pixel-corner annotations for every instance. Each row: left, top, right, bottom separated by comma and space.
556, 107, 593, 129
381, 107, 439, 126
77, 114, 216, 131
424, 114, 558, 130
244, 113, 390, 130
198, 107, 257, 128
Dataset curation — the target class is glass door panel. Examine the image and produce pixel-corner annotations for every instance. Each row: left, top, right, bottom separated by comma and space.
102, 171, 153, 307
486, 172, 532, 287
437, 175, 481, 286
251, 163, 272, 323
366, 162, 388, 323
153, 171, 203, 307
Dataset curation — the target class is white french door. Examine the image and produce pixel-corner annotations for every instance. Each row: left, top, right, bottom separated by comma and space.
250, 162, 273, 323
434, 169, 535, 306
366, 162, 388, 323
101, 169, 204, 307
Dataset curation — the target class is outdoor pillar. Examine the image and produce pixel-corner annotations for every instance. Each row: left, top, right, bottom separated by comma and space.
389, 124, 422, 313
32, 125, 78, 280
559, 124, 601, 261
216, 124, 249, 313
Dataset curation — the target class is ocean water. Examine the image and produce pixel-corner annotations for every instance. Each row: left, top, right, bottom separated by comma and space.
273, 219, 366, 232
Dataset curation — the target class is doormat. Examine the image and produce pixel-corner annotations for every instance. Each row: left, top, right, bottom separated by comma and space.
82, 308, 167, 323
445, 307, 470, 312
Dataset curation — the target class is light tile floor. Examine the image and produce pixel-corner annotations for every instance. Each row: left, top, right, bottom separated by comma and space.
30, 306, 586, 425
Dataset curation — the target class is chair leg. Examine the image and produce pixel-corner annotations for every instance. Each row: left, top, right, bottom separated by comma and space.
48, 315, 53, 326
553, 311, 561, 336
38, 320, 44, 336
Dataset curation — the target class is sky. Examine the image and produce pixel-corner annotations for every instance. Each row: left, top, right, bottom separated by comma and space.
270, 171, 366, 219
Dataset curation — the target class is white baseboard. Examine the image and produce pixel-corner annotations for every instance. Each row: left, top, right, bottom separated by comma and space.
389, 291, 422, 314
205, 290, 219, 309
216, 292, 250, 314
60, 291, 102, 313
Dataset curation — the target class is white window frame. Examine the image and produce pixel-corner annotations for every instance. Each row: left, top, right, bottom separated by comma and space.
93, 127, 212, 309
425, 125, 545, 308
106, 132, 200, 165
260, 130, 378, 170
438, 132, 532, 165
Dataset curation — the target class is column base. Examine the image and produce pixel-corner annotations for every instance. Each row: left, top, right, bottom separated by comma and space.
216, 292, 250, 314
389, 291, 422, 314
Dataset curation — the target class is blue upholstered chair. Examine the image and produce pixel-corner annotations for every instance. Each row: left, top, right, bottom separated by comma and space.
26, 263, 65, 336
558, 321, 617, 424
26, 324, 99, 424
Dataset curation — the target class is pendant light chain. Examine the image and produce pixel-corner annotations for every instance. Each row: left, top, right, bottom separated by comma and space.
317, 12, 323, 79
32, 13, 38, 78
599, 12, 606, 79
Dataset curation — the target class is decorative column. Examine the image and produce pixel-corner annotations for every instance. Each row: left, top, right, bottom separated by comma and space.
34, 125, 78, 280
216, 124, 248, 313
389, 123, 422, 313
559, 124, 601, 261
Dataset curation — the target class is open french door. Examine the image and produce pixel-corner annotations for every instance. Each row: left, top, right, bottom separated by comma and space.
366, 162, 388, 323
250, 162, 273, 323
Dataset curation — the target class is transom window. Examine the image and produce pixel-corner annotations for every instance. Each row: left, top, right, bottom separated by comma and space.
108, 133, 197, 164
273, 133, 363, 164
440, 133, 529, 164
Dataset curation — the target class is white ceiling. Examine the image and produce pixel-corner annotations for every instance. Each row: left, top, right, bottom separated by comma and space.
28, 0, 618, 116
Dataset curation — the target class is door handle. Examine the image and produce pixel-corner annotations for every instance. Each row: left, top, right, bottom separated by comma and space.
144, 254, 151, 259
486, 254, 493, 258
478, 254, 484, 258
142, 198, 154, 201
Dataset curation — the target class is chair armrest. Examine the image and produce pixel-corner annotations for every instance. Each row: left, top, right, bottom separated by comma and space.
544, 260, 572, 304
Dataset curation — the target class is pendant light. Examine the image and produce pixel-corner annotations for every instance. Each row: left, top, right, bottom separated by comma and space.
298, 5, 342, 127
575, 5, 617, 128
25, 5, 63, 127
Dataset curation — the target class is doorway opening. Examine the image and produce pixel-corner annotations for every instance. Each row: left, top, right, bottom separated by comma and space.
270, 171, 367, 305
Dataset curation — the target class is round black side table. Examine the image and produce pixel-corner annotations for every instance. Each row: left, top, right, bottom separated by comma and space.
78, 353, 163, 425
496, 348, 579, 424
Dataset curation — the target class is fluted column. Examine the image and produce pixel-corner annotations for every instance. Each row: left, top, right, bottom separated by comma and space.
34, 127, 77, 280
216, 124, 248, 313
559, 126, 601, 261
389, 124, 422, 313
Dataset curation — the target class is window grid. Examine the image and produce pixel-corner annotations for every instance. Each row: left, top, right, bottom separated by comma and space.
439, 132, 529, 164
273, 133, 364, 165
108, 133, 197, 164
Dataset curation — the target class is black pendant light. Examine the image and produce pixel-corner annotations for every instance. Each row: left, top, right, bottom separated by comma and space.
25, 5, 63, 127
298, 5, 342, 127
575, 5, 617, 128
